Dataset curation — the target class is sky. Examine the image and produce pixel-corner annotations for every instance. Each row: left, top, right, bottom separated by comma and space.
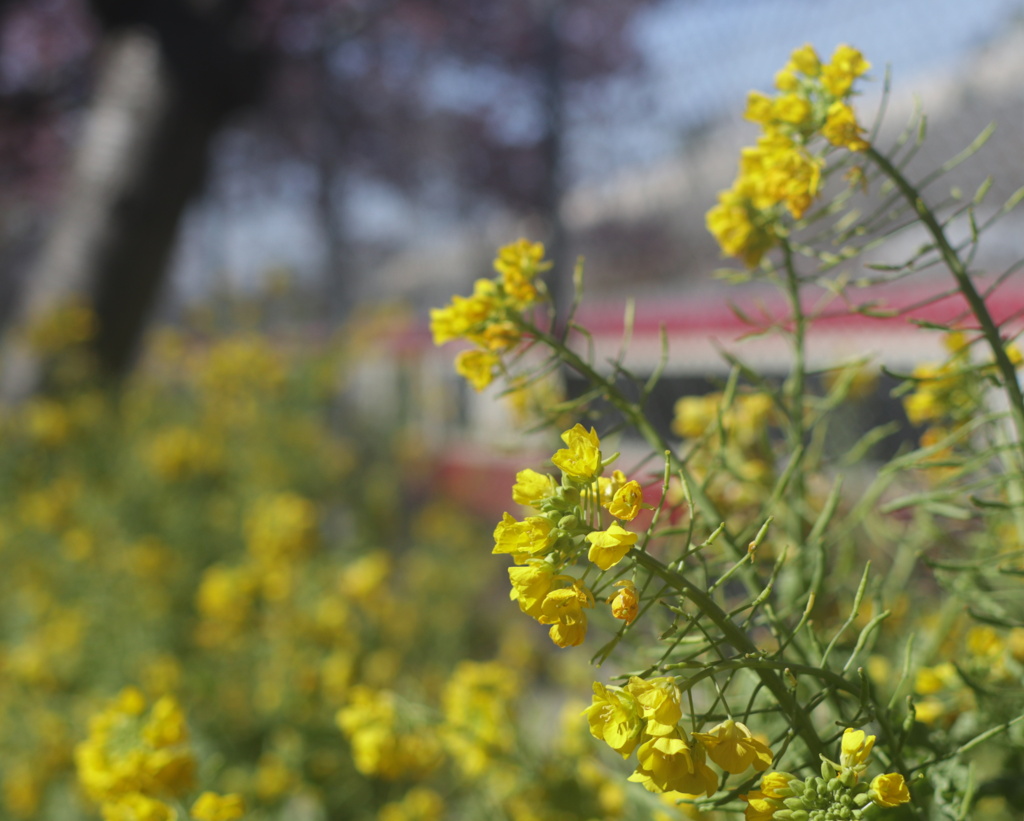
573, 0, 1024, 178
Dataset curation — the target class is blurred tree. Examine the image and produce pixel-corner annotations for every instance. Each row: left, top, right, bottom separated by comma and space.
0, 0, 268, 399
214, 0, 654, 319
0, 0, 653, 397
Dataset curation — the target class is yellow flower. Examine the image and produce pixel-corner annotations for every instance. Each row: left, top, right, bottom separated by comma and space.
474, 320, 521, 352
914, 662, 957, 695
597, 468, 628, 505
75, 689, 196, 806
508, 562, 556, 620
244, 493, 317, 564
739, 131, 823, 218
822, 100, 869, 151
693, 719, 773, 774
673, 394, 720, 438
771, 92, 812, 126
742, 790, 775, 821
101, 793, 177, 821
492, 512, 556, 563
336, 688, 441, 779
538, 579, 594, 648
624, 676, 682, 737
607, 480, 643, 521
629, 731, 718, 797
551, 424, 602, 481
442, 661, 518, 776
869, 772, 911, 807
789, 43, 821, 76
742, 772, 794, 821
839, 727, 875, 769
586, 523, 638, 570
493, 238, 550, 308
190, 792, 245, 821
744, 91, 774, 124
429, 279, 500, 346
511, 469, 557, 508
454, 349, 499, 391
142, 697, 188, 749
821, 44, 871, 97
773, 68, 798, 91
608, 580, 639, 624
378, 787, 445, 821
966, 625, 1003, 658
705, 187, 775, 267
584, 682, 643, 758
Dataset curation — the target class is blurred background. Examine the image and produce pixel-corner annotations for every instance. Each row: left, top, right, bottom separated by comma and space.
1, 0, 1023, 384
1, 3, 1024, 820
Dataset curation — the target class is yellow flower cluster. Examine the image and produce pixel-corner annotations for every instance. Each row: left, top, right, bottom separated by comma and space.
911, 625, 1024, 726
707, 44, 871, 266
430, 238, 549, 391
903, 331, 1022, 452
75, 688, 196, 819
145, 425, 223, 481
190, 792, 246, 821
745, 728, 910, 818
335, 686, 443, 779
497, 425, 648, 647
442, 661, 519, 777
586, 678, 772, 797
672, 392, 776, 525
1, 308, 660, 820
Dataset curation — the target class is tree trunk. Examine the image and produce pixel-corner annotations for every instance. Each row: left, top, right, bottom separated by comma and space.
1, 1, 264, 401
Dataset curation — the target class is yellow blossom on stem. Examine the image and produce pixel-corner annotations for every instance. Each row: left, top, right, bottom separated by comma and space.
608, 580, 639, 624
583, 682, 643, 758
597, 469, 628, 505
789, 43, 821, 76
773, 67, 798, 91
869, 772, 911, 807
692, 719, 773, 774
821, 44, 871, 97
508, 561, 556, 620
744, 91, 774, 124
673, 394, 720, 439
538, 578, 594, 648
607, 480, 643, 521
492, 238, 550, 308
822, 100, 869, 151
472, 320, 520, 352
771, 92, 812, 126
454, 349, 499, 391
586, 523, 638, 570
623, 677, 682, 737
101, 793, 177, 821
552, 424, 602, 481
492, 512, 555, 564
511, 468, 557, 508
190, 792, 245, 821
628, 730, 718, 797
705, 187, 776, 268
839, 727, 875, 769
742, 772, 794, 821
429, 279, 499, 346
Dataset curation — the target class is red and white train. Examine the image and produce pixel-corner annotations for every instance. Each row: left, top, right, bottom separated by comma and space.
349, 278, 1024, 517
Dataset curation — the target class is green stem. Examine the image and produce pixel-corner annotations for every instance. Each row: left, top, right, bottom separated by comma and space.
866, 147, 1024, 455
630, 549, 826, 760
518, 317, 745, 558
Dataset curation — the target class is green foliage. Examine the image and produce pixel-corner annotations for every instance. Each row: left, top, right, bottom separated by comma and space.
433, 43, 1024, 821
